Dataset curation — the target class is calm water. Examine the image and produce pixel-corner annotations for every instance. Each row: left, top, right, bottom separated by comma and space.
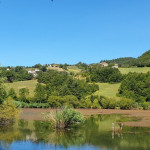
0, 114, 150, 150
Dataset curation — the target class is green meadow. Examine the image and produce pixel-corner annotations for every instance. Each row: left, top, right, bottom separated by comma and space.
119, 67, 150, 74
94, 83, 120, 98
4, 80, 37, 97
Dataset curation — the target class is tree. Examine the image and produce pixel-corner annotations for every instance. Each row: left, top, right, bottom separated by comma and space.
0, 76, 7, 104
6, 70, 15, 82
41, 66, 47, 72
118, 72, 150, 103
90, 67, 123, 83
34, 83, 46, 103
8, 88, 17, 100
15, 66, 24, 72
19, 88, 29, 102
0, 97, 20, 126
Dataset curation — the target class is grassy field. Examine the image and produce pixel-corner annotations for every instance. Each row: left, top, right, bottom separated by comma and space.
67, 66, 81, 74
94, 83, 120, 98
119, 67, 150, 74
4, 80, 37, 97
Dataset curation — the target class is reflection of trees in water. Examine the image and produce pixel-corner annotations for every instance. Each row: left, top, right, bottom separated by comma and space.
0, 141, 11, 150
0, 116, 150, 150
48, 130, 85, 148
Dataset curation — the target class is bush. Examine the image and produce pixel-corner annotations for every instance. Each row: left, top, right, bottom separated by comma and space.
45, 107, 85, 129
100, 96, 134, 110
141, 102, 150, 110
119, 98, 134, 109
100, 97, 117, 109
0, 97, 20, 126
92, 99, 101, 109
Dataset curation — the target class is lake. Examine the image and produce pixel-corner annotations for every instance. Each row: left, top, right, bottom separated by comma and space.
0, 114, 150, 150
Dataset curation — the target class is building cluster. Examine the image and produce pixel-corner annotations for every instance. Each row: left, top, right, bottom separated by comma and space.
28, 68, 40, 77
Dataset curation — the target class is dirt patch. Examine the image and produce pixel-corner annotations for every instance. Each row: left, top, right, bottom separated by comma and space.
20, 108, 150, 128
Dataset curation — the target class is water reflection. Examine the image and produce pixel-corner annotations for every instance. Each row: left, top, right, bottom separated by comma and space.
0, 114, 150, 150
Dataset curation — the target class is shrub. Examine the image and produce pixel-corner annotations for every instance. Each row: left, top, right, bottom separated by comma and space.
141, 102, 150, 110
45, 107, 85, 129
92, 99, 101, 109
0, 97, 20, 126
8, 88, 17, 100
19, 88, 29, 102
119, 98, 134, 109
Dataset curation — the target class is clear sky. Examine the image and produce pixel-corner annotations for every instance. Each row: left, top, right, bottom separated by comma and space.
0, 0, 150, 66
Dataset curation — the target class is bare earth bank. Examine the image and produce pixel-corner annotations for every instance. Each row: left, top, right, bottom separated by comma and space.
20, 108, 150, 128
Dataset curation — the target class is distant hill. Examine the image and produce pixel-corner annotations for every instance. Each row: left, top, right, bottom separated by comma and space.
136, 50, 150, 67
104, 57, 136, 67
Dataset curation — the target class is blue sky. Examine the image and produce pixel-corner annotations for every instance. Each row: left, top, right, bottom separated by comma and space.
0, 0, 150, 66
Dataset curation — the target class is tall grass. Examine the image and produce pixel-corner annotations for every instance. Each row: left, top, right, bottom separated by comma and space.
45, 107, 85, 129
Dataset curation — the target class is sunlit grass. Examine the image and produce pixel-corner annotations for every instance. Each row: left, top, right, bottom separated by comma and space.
119, 67, 150, 74
94, 83, 120, 98
4, 80, 37, 97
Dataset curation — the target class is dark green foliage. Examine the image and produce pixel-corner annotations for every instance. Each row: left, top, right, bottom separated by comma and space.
8, 88, 17, 100
41, 66, 47, 72
15, 70, 33, 81
136, 50, 150, 67
15, 66, 24, 72
33, 64, 42, 69
90, 67, 123, 83
0, 86, 7, 104
118, 72, 150, 103
5, 70, 15, 83
37, 70, 99, 100
34, 83, 46, 103
104, 57, 136, 67
0, 67, 33, 82
19, 88, 29, 103
75, 62, 88, 70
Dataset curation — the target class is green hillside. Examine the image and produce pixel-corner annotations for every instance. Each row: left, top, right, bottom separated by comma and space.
104, 57, 136, 67
119, 67, 150, 74
94, 83, 120, 98
136, 50, 150, 67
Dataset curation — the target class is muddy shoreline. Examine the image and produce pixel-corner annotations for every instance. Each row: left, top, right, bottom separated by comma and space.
20, 108, 150, 128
